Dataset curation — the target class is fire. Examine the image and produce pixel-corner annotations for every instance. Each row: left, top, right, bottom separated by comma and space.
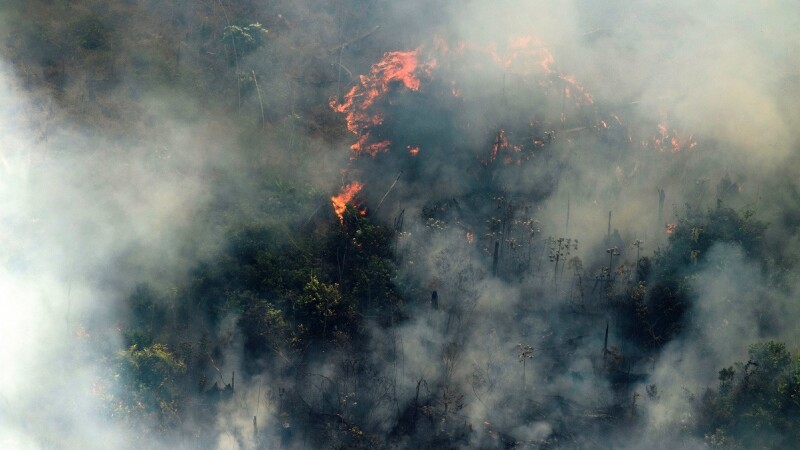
330, 48, 435, 158
483, 127, 543, 165
325, 35, 703, 227
646, 122, 697, 153
489, 129, 509, 163
331, 181, 364, 223
540, 50, 555, 72
658, 123, 668, 139
556, 74, 593, 105
332, 35, 602, 164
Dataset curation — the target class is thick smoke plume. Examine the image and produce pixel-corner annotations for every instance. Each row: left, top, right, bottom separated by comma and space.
1, 0, 799, 448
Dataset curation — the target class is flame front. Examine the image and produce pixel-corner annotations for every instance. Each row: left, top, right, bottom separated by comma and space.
331, 181, 364, 223
326, 35, 701, 227
330, 49, 434, 158
332, 35, 605, 165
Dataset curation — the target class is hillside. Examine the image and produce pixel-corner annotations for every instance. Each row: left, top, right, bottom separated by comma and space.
2, 1, 800, 449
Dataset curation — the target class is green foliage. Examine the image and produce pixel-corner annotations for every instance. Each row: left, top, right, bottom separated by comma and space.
171, 201, 401, 357
295, 275, 354, 341
325, 206, 402, 320
111, 343, 187, 432
700, 341, 800, 449
122, 343, 187, 388
236, 290, 295, 353
619, 205, 768, 350
659, 205, 767, 272
221, 22, 267, 59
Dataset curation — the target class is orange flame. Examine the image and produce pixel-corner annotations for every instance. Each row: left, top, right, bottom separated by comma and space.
330, 49, 434, 158
331, 181, 364, 223
648, 122, 697, 153
487, 129, 509, 164
557, 75, 593, 105
331, 35, 601, 163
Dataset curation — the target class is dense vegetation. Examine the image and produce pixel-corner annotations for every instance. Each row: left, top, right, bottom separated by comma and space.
2, 1, 798, 449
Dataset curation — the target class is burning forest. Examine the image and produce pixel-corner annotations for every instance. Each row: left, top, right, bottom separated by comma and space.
2, 1, 800, 449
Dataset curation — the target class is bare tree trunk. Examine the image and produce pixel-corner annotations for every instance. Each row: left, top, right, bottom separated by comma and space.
492, 241, 499, 277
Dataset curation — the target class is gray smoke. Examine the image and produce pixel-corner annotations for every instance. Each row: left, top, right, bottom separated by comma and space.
2, 0, 799, 448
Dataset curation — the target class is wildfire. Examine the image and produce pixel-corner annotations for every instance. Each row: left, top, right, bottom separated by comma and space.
556, 74, 593, 105
489, 129, 509, 163
331, 181, 364, 223
331, 35, 602, 165
483, 127, 543, 165
646, 122, 697, 153
325, 35, 701, 230
330, 48, 435, 158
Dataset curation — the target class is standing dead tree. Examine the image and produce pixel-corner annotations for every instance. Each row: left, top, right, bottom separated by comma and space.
517, 344, 535, 392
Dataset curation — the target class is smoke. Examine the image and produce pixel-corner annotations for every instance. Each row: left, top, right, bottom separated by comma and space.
325, 0, 800, 447
2, 0, 800, 448
0, 57, 249, 447
0, 61, 132, 447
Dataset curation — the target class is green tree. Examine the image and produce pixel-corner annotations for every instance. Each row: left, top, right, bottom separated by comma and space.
618, 204, 767, 350
111, 343, 187, 433
325, 205, 401, 323
700, 341, 800, 449
295, 275, 354, 342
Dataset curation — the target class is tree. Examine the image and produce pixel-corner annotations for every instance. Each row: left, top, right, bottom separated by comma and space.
111, 343, 187, 433
324, 205, 402, 323
700, 341, 800, 449
295, 275, 354, 343
617, 205, 767, 351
